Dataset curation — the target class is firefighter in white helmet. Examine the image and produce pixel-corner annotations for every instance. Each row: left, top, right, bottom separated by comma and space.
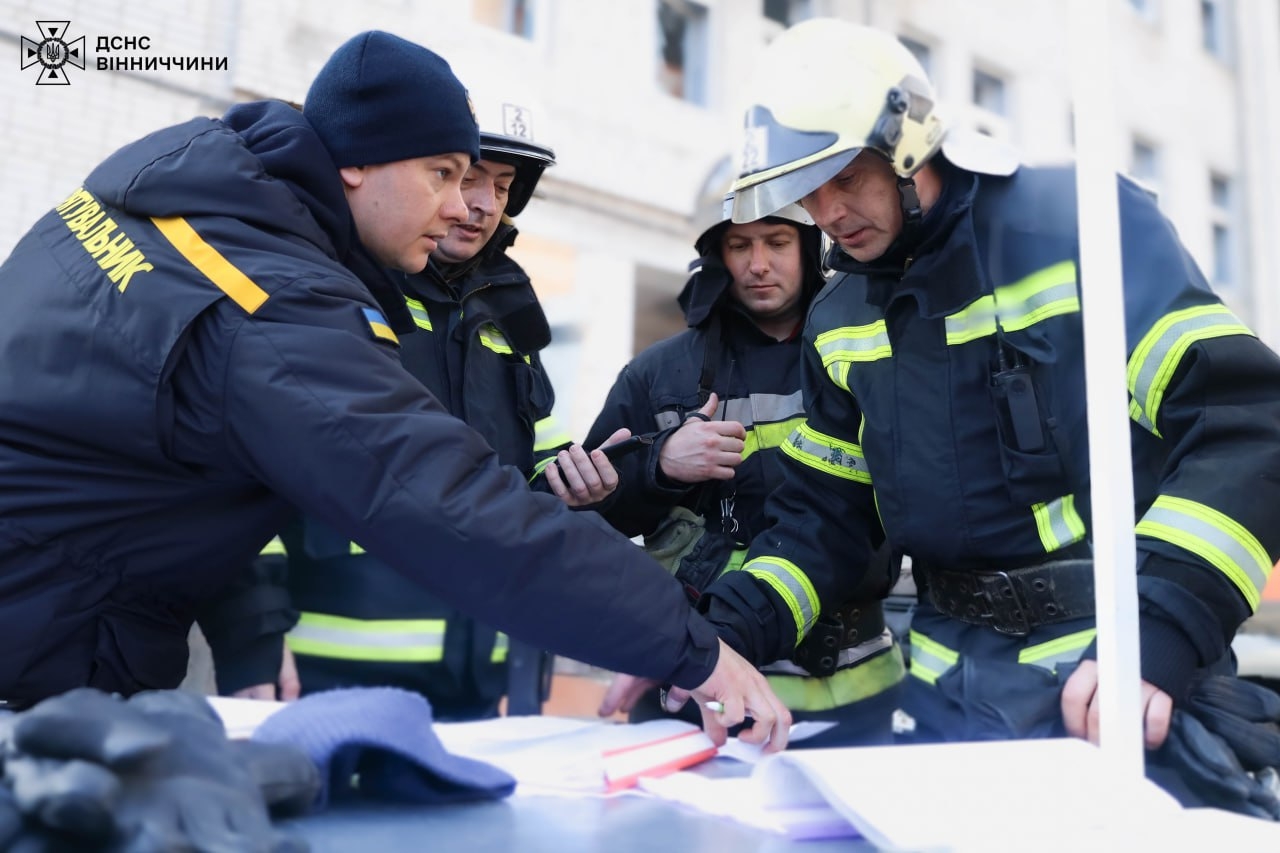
698, 17, 1280, 805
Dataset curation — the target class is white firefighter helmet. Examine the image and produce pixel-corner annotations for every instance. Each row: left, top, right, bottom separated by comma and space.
691, 154, 813, 255
729, 18, 945, 223
466, 88, 556, 217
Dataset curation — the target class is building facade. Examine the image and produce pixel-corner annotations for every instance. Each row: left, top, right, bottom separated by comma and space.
2, 0, 1278, 439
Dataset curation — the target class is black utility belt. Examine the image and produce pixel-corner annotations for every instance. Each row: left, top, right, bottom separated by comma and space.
921, 559, 1096, 637
792, 600, 886, 678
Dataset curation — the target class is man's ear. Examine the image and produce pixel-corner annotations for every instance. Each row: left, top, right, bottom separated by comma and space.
338, 166, 365, 189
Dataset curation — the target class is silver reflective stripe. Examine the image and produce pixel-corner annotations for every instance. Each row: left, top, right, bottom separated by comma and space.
1136, 495, 1271, 611
781, 422, 872, 483
723, 390, 805, 429
404, 296, 432, 331
945, 260, 1079, 345
1017, 629, 1096, 671
654, 411, 682, 431
286, 613, 446, 662
478, 323, 514, 355
815, 322, 893, 366
1032, 495, 1087, 552
907, 630, 958, 685
1127, 305, 1251, 436
743, 555, 820, 641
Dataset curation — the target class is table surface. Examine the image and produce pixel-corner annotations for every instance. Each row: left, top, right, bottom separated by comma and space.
284, 757, 877, 852
285, 793, 874, 853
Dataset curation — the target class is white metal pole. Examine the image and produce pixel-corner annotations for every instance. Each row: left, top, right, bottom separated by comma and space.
1068, 0, 1144, 778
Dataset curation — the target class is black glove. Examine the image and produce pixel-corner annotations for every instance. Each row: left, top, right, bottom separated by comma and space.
1155, 708, 1280, 820
1183, 674, 1280, 771
2, 687, 312, 851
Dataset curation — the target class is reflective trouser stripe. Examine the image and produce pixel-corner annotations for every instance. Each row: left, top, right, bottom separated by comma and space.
1136, 495, 1272, 611
765, 645, 905, 711
1016, 629, 1096, 668
909, 628, 1096, 685
287, 613, 446, 662
908, 630, 959, 685
743, 556, 820, 643
1032, 495, 1087, 552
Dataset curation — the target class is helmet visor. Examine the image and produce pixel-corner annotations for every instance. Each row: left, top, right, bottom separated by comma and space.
730, 149, 858, 223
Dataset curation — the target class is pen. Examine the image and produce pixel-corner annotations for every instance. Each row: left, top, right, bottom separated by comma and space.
704, 701, 725, 713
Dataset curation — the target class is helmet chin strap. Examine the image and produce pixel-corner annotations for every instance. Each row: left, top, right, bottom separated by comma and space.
897, 175, 923, 231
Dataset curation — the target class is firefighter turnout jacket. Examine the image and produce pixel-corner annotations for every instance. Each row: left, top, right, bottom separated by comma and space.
0, 100, 719, 709
585, 246, 904, 735
234, 225, 563, 719
701, 156, 1280, 705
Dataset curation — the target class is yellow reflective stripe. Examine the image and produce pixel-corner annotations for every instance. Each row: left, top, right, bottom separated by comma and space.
1129, 397, 1155, 433
945, 261, 1079, 345
530, 456, 555, 479
1136, 495, 1272, 611
1031, 495, 1087, 552
743, 556, 820, 643
742, 415, 806, 460
765, 645, 905, 711
907, 630, 959, 685
533, 416, 571, 453
780, 422, 872, 483
403, 296, 433, 331
286, 613, 445, 662
478, 323, 515, 355
815, 323, 892, 390
491, 633, 509, 663
349, 541, 366, 555
1018, 629, 1096, 668
151, 216, 269, 313
815, 322, 893, 363
1127, 305, 1251, 436
259, 535, 286, 556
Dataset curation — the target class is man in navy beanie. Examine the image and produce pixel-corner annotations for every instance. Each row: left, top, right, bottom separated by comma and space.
0, 25, 793, 801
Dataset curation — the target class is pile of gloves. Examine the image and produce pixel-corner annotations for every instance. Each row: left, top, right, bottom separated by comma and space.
0, 684, 519, 850
0, 687, 318, 851
1156, 674, 1280, 820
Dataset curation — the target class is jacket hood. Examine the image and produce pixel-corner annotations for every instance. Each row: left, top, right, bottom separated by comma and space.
83, 100, 412, 332
677, 219, 825, 328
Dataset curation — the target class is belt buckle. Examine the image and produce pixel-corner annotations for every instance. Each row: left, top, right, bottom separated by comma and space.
984, 570, 1032, 636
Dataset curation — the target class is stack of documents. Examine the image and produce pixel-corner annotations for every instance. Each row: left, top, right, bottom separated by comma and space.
641, 737, 1280, 850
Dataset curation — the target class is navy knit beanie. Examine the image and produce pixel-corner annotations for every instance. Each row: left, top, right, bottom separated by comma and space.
304, 30, 480, 168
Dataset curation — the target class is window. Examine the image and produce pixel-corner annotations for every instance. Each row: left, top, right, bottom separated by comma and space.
1130, 138, 1160, 192
1126, 0, 1159, 20
657, 0, 709, 105
972, 68, 1006, 116
1209, 172, 1236, 287
763, 0, 813, 27
1201, 0, 1230, 59
473, 0, 537, 39
899, 35, 932, 78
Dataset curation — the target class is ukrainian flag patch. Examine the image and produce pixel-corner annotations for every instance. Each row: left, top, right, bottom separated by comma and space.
362, 307, 399, 346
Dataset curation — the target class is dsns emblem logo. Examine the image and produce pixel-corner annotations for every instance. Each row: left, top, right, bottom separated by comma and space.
20, 21, 85, 85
